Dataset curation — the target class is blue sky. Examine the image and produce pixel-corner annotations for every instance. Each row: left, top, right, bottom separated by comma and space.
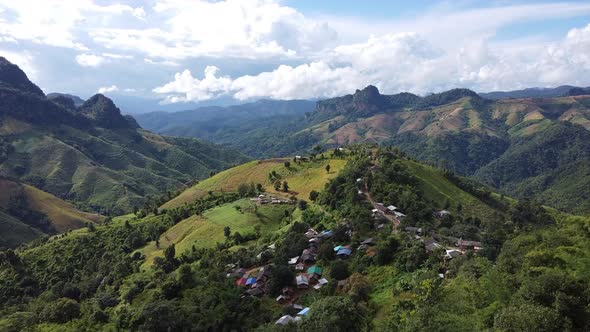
2, 0, 590, 112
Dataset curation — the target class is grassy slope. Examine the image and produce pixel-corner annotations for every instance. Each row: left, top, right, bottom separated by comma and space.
163, 157, 347, 209
0, 178, 103, 233
0, 210, 43, 248
404, 160, 502, 220
141, 198, 291, 268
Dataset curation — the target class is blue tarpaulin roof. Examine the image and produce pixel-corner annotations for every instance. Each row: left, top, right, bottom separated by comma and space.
246, 277, 257, 285
337, 248, 352, 256
297, 307, 310, 316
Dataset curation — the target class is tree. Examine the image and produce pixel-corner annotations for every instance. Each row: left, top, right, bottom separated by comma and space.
282, 181, 289, 192
309, 190, 319, 202
284, 161, 291, 168
325, 164, 331, 173
41, 298, 81, 323
330, 260, 350, 281
177, 264, 193, 287
274, 181, 281, 191
269, 265, 295, 295
256, 183, 264, 193
298, 199, 308, 211
299, 296, 369, 332
224, 226, 231, 238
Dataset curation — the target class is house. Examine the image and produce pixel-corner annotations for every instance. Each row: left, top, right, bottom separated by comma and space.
305, 229, 318, 239
456, 239, 483, 251
246, 287, 264, 297
337, 279, 347, 291
276, 295, 288, 304
361, 237, 376, 246
275, 315, 295, 325
268, 243, 276, 250
394, 211, 406, 218
319, 230, 334, 238
313, 278, 328, 290
307, 266, 323, 281
246, 277, 257, 286
296, 275, 309, 289
295, 263, 305, 271
333, 245, 344, 252
358, 190, 364, 196
336, 247, 352, 258
236, 277, 248, 286
297, 307, 310, 316
386, 205, 398, 213
356, 178, 363, 183
375, 203, 387, 213
282, 286, 295, 298
288, 256, 299, 265
424, 239, 443, 253
445, 249, 462, 259
257, 266, 273, 282
292, 304, 304, 311
435, 210, 451, 218
309, 237, 322, 246
405, 227, 422, 234
358, 238, 376, 251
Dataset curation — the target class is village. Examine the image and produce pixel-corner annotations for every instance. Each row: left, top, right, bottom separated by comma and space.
226, 168, 484, 326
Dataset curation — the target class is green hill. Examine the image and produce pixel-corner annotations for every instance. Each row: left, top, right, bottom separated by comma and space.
3, 146, 579, 331
0, 58, 249, 215
0, 177, 104, 248
137, 84, 590, 214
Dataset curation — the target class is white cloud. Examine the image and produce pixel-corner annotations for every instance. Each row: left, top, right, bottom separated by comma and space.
76, 54, 105, 67
154, 23, 590, 102
90, 0, 338, 59
98, 85, 119, 93
0, 0, 146, 50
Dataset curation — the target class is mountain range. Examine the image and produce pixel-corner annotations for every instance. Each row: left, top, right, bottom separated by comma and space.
0, 57, 248, 247
138, 85, 590, 214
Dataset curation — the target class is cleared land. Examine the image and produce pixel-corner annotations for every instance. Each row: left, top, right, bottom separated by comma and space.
163, 157, 347, 209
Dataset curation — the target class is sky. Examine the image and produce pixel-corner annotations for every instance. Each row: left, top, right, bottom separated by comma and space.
2, 0, 590, 110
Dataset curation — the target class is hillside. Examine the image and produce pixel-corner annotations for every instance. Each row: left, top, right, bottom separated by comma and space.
138, 84, 590, 214
2, 146, 574, 331
0, 177, 103, 248
163, 156, 346, 209
0, 58, 249, 215
135, 100, 316, 158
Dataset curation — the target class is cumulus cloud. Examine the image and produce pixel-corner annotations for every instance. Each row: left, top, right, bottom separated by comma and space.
76, 54, 105, 67
154, 23, 590, 102
98, 85, 119, 93
0, 0, 146, 50
90, 0, 338, 59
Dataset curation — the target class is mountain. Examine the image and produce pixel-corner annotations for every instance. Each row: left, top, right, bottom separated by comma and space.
135, 99, 316, 158
140, 85, 590, 214
0, 58, 249, 215
478, 85, 589, 99
47, 93, 85, 107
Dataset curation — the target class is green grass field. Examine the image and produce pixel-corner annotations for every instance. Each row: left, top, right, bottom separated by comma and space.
141, 198, 292, 268
163, 157, 347, 209
404, 160, 501, 220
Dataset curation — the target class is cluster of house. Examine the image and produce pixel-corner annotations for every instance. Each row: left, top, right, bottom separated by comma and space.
403, 215, 484, 265
250, 194, 292, 205
275, 306, 310, 325
230, 264, 273, 297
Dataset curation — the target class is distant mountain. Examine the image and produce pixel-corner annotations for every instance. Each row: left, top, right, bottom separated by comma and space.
136, 99, 316, 158
0, 58, 249, 215
47, 92, 85, 106
478, 85, 588, 99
